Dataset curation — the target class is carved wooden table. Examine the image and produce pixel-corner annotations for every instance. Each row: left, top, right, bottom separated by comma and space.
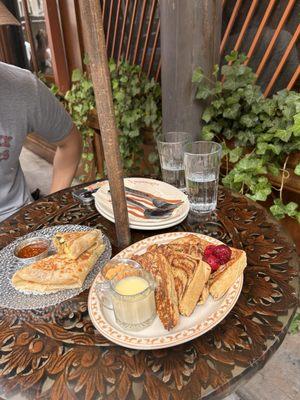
0, 186, 298, 400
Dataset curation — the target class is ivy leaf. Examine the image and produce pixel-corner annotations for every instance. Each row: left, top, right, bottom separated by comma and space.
223, 103, 240, 119
292, 113, 300, 136
196, 85, 211, 100
202, 107, 214, 123
268, 163, 280, 176
225, 50, 238, 62
229, 147, 243, 163
294, 163, 300, 176
213, 64, 219, 78
148, 151, 158, 164
289, 313, 300, 334
270, 201, 286, 219
248, 177, 272, 201
83, 54, 90, 65
201, 125, 215, 140
192, 67, 204, 83
274, 129, 291, 142
72, 69, 82, 82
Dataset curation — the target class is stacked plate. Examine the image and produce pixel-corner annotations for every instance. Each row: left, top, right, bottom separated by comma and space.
93, 177, 190, 230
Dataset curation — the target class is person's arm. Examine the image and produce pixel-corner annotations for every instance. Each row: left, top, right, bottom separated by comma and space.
50, 124, 82, 193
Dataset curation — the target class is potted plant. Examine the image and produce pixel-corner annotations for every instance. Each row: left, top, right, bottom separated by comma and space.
192, 51, 300, 222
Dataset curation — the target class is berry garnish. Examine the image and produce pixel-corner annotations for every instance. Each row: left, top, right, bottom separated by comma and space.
212, 245, 232, 264
204, 255, 220, 271
203, 244, 232, 271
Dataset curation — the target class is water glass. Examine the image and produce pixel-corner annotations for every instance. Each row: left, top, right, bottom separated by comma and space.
157, 132, 192, 189
184, 141, 222, 213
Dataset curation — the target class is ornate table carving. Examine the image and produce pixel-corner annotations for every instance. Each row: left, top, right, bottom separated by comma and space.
0, 186, 298, 400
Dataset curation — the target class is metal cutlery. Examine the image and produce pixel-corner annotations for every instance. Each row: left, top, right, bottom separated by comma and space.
126, 197, 173, 219
124, 186, 183, 208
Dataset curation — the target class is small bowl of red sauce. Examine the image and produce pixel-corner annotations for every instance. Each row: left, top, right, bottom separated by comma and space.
14, 237, 50, 263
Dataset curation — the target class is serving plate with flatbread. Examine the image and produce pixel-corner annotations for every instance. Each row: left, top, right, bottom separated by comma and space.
88, 232, 246, 350
0, 225, 111, 310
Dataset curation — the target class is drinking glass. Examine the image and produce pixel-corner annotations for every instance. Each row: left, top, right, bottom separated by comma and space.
157, 132, 192, 189
184, 141, 222, 213
96, 261, 157, 331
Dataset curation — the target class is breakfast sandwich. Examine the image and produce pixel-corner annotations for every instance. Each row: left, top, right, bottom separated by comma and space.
12, 231, 105, 293
53, 229, 102, 260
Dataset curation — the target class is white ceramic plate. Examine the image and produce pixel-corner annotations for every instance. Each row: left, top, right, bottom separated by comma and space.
95, 200, 189, 230
93, 177, 189, 226
88, 232, 243, 350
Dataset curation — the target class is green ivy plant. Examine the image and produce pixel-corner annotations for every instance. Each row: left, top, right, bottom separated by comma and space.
62, 59, 161, 180
109, 59, 162, 174
192, 51, 300, 222
65, 69, 96, 180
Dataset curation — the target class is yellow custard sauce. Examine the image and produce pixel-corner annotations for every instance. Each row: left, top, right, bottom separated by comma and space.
114, 276, 149, 296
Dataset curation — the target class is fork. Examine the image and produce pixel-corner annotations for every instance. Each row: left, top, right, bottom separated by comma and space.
126, 197, 173, 219
124, 186, 183, 208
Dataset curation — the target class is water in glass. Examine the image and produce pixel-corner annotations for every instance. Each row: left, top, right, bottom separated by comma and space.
161, 166, 185, 189
186, 172, 218, 213
184, 141, 222, 213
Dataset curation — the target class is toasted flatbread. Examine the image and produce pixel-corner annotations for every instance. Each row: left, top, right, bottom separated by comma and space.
12, 239, 105, 293
53, 229, 102, 260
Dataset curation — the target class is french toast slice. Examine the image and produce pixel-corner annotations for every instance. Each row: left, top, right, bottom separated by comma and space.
179, 261, 211, 316
151, 245, 199, 303
133, 251, 179, 330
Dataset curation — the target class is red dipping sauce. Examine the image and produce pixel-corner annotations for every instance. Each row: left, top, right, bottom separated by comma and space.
17, 243, 48, 259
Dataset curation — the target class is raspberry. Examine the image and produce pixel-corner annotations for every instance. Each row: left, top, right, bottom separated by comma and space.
203, 244, 232, 271
213, 245, 232, 265
204, 255, 220, 271
203, 245, 215, 258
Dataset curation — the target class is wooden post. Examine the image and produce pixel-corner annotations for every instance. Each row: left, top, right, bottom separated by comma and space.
79, 0, 131, 248
43, 0, 70, 92
160, 0, 222, 140
21, 0, 39, 73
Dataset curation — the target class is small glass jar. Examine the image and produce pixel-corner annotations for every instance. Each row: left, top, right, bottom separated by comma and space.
14, 237, 50, 264
96, 264, 157, 331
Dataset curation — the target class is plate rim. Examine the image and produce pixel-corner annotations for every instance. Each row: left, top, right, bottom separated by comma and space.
95, 201, 189, 230
88, 231, 244, 350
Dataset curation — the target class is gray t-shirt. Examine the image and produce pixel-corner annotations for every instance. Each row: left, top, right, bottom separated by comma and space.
0, 62, 73, 222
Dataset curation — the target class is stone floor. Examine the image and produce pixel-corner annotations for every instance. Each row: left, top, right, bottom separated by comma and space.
20, 148, 300, 400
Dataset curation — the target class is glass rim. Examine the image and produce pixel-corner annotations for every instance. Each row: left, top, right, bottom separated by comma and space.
111, 269, 155, 298
156, 132, 192, 145
183, 141, 222, 156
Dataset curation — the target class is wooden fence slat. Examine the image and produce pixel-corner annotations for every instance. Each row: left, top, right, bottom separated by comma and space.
147, 19, 160, 77
232, 0, 258, 52
125, 0, 138, 61
245, 0, 276, 65
140, 0, 156, 70
264, 24, 300, 96
287, 65, 300, 90
110, 0, 121, 58
132, 0, 147, 64
220, 0, 242, 56
256, 0, 296, 78
22, 0, 38, 73
117, 0, 129, 63
105, 0, 114, 48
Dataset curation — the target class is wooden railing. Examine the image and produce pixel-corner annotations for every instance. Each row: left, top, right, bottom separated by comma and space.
101, 0, 299, 95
